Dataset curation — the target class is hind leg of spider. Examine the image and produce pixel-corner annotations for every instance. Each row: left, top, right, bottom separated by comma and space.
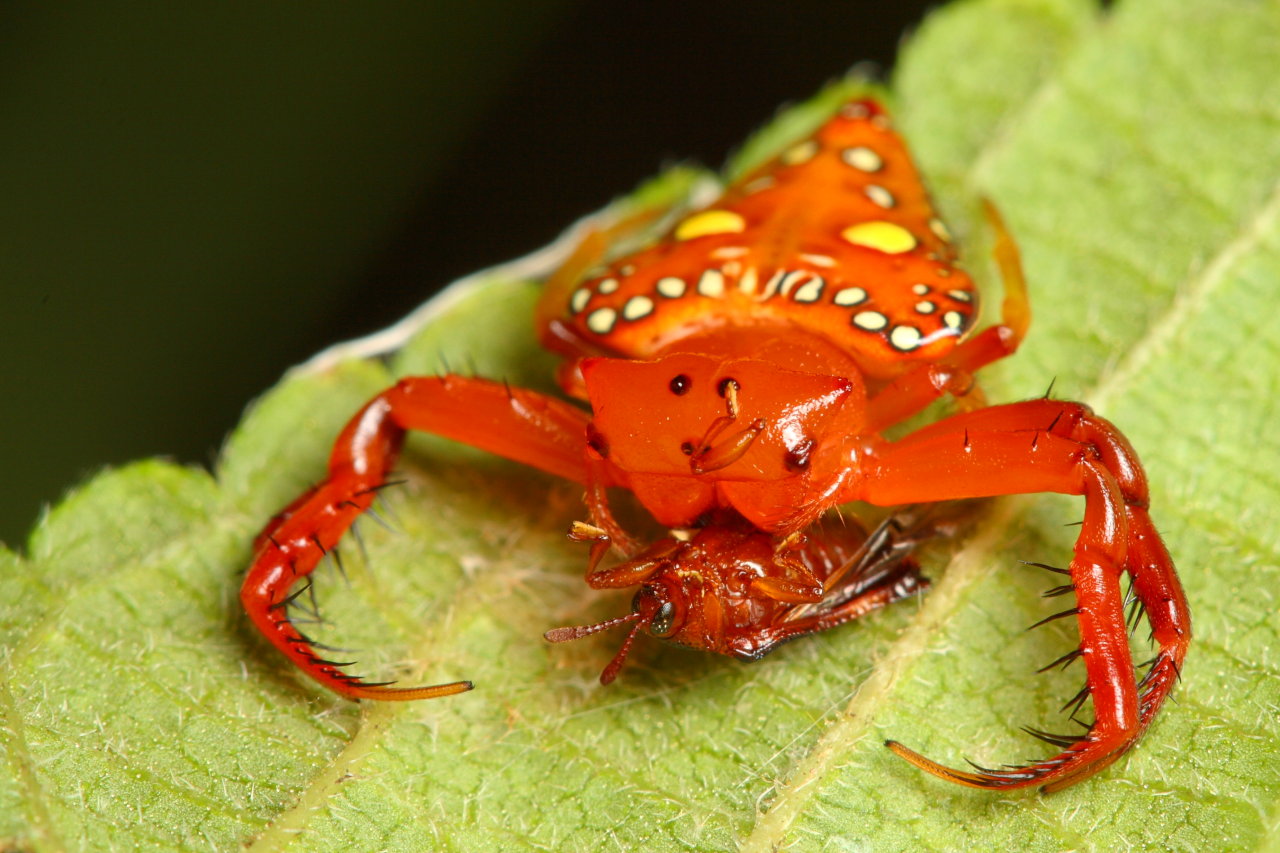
849, 400, 1188, 790
243, 375, 591, 700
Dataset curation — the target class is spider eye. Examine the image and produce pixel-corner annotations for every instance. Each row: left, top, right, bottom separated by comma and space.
669, 374, 692, 395
649, 601, 676, 637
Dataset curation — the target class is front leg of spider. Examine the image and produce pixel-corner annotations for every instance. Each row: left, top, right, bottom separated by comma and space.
242, 375, 591, 700
853, 400, 1190, 790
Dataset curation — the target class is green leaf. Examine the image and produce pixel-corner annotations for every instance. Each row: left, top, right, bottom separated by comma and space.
4, 0, 1279, 849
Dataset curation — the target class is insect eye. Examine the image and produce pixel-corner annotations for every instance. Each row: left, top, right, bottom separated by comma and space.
717, 377, 738, 397
669, 374, 692, 395
649, 601, 677, 637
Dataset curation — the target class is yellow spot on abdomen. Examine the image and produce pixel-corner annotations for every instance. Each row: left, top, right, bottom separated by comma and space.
841, 221, 917, 254
676, 210, 747, 241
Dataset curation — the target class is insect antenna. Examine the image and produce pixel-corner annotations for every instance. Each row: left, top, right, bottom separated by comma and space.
545, 612, 644, 685
599, 620, 645, 685
544, 612, 641, 643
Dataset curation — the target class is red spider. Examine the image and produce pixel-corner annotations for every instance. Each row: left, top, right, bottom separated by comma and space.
242, 97, 1189, 792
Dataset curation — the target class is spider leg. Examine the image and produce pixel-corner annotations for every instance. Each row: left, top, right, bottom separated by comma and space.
854, 400, 1188, 791
242, 375, 590, 700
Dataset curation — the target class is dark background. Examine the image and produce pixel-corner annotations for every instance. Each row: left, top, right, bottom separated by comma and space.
1, 1, 931, 547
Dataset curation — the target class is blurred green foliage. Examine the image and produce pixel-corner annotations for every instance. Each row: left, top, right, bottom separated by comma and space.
0, 2, 571, 546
